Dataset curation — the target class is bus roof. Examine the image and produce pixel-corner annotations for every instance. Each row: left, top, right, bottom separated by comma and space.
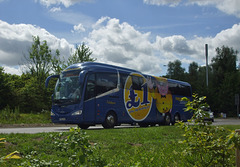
167, 78, 191, 86
64, 62, 191, 86
65, 62, 140, 73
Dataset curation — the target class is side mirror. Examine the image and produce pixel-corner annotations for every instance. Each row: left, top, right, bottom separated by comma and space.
45, 75, 59, 88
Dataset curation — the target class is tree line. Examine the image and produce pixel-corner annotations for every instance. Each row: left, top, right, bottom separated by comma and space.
165, 45, 239, 116
0, 36, 95, 113
0, 36, 239, 117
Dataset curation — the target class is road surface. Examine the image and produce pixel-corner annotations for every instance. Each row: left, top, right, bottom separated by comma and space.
0, 118, 240, 134
0, 124, 133, 134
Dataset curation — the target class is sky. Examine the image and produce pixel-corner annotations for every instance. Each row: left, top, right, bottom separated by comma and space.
0, 0, 240, 76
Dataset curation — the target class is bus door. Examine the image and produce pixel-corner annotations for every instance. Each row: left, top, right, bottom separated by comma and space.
83, 73, 96, 124
95, 72, 119, 123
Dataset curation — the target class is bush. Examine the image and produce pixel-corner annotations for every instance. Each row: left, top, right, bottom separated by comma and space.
0, 105, 20, 122
177, 94, 240, 166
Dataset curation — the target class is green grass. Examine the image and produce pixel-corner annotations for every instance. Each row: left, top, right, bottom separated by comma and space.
1, 125, 240, 166
0, 110, 51, 125
87, 126, 185, 166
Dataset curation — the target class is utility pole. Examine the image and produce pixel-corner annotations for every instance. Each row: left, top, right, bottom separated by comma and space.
205, 44, 209, 87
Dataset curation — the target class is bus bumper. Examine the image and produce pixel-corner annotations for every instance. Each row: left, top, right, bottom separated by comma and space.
51, 110, 83, 124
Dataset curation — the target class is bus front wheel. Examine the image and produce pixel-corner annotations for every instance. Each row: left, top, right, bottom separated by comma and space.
139, 123, 148, 127
78, 124, 90, 129
103, 112, 117, 129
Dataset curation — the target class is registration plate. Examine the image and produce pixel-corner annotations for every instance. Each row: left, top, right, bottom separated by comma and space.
59, 118, 66, 121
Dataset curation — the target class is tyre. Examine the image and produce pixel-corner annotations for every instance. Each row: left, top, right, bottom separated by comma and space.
78, 124, 90, 129
173, 113, 180, 125
139, 123, 149, 127
150, 123, 156, 127
102, 112, 117, 129
164, 113, 171, 126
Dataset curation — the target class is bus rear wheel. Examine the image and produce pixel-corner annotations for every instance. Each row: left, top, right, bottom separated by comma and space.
102, 112, 117, 129
173, 113, 180, 125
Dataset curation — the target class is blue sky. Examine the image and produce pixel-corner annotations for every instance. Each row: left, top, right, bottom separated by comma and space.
0, 0, 240, 76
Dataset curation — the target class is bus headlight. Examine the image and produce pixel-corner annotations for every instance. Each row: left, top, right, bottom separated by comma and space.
51, 112, 55, 116
72, 110, 82, 116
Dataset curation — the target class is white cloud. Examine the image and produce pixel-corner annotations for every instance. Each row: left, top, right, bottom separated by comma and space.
0, 20, 74, 72
85, 17, 240, 75
1, 18, 240, 76
92, 16, 110, 29
50, 7, 61, 12
72, 23, 86, 33
154, 23, 240, 65
188, 0, 240, 18
85, 17, 161, 75
2, 65, 22, 75
49, 10, 95, 27
143, 0, 181, 7
38, 0, 92, 8
155, 35, 196, 55
143, 0, 240, 18
86, 17, 199, 74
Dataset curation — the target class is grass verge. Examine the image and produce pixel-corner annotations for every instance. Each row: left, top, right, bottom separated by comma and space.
1, 125, 240, 166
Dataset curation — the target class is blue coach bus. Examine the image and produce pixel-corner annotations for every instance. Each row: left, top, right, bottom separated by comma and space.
45, 62, 192, 129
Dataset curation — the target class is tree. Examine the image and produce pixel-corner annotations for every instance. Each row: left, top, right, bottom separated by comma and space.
166, 59, 185, 80
52, 49, 66, 74
21, 36, 60, 113
165, 46, 239, 117
23, 36, 63, 79
209, 46, 239, 115
188, 62, 198, 77
24, 36, 51, 83
67, 43, 95, 66
211, 45, 238, 85
0, 67, 12, 110
187, 62, 199, 93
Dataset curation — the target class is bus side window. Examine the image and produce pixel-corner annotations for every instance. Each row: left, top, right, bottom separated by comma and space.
96, 73, 118, 96
120, 73, 128, 89
168, 82, 176, 95
85, 74, 96, 101
132, 75, 143, 90
168, 82, 191, 97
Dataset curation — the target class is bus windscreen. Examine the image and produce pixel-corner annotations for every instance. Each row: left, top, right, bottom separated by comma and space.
53, 70, 81, 105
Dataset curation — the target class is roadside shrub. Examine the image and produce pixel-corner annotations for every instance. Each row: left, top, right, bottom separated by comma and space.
177, 94, 240, 166
20, 128, 106, 167
54, 128, 106, 166
0, 105, 20, 122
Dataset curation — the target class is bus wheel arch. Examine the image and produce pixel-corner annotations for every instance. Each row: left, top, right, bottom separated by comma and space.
102, 111, 117, 129
164, 113, 171, 126
172, 113, 181, 125
78, 124, 90, 129
139, 123, 149, 127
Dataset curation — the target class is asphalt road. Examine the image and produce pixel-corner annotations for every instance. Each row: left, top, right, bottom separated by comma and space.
0, 118, 240, 134
213, 118, 240, 125
0, 124, 133, 134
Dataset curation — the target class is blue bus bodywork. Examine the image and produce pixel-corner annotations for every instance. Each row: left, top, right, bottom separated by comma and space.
46, 62, 192, 129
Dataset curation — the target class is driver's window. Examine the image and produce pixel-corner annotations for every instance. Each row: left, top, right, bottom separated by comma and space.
85, 74, 96, 101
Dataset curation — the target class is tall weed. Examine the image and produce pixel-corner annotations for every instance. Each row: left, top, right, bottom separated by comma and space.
0, 106, 20, 122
